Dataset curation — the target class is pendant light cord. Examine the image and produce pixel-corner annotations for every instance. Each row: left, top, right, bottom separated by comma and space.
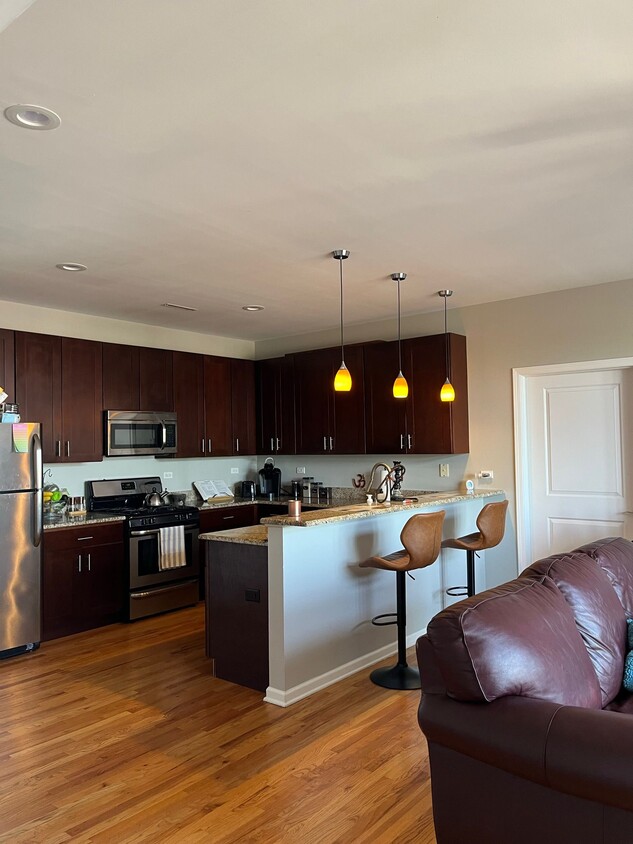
397, 278, 402, 371
339, 257, 344, 360
444, 293, 450, 379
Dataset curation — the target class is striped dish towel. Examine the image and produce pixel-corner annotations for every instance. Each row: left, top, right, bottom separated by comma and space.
158, 525, 187, 570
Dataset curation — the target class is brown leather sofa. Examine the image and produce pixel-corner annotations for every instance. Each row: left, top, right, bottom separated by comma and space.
417, 537, 633, 844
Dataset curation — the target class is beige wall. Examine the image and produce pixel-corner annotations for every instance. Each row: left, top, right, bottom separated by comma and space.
0, 299, 255, 359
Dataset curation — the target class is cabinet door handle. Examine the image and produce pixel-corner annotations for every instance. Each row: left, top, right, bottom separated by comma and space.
78, 554, 82, 573
77, 536, 94, 541
276, 437, 280, 451
56, 440, 61, 458
208, 438, 212, 453
270, 437, 274, 452
400, 434, 404, 450
329, 436, 334, 451
87, 553, 91, 572
407, 433, 412, 449
323, 436, 327, 451
201, 438, 205, 454
235, 437, 240, 453
222, 515, 235, 520
65, 441, 70, 458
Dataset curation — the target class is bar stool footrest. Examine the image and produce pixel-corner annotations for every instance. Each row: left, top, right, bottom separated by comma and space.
446, 586, 469, 597
371, 613, 397, 627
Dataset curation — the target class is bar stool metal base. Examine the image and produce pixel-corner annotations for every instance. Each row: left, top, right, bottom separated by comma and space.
446, 549, 476, 599
369, 663, 421, 690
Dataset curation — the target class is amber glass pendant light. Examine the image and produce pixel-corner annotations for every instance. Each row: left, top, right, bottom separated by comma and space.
439, 289, 455, 402
391, 272, 408, 398
333, 249, 352, 392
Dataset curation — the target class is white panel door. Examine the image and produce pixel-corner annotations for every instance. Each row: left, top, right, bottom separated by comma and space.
526, 369, 632, 561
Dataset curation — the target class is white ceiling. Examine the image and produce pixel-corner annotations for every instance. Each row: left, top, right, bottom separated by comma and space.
0, 0, 632, 342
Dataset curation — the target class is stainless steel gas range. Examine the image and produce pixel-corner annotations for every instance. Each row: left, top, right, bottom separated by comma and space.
86, 476, 199, 620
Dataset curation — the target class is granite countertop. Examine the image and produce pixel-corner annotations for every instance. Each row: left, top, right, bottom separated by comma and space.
260, 489, 505, 528
200, 525, 268, 545
43, 513, 126, 531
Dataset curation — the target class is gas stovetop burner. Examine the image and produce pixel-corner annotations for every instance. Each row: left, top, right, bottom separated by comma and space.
85, 475, 199, 527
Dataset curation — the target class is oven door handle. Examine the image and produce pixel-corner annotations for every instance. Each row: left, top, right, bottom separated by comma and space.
131, 579, 199, 599
130, 526, 198, 537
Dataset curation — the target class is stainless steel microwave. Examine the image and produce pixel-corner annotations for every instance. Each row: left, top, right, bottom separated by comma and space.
105, 411, 177, 457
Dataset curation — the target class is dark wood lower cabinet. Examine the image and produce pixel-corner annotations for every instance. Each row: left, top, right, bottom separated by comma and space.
205, 541, 268, 692
42, 523, 125, 641
198, 505, 257, 598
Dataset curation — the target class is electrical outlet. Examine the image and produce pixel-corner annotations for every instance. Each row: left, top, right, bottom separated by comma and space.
230, 467, 239, 474
296, 466, 306, 474
439, 463, 449, 478
163, 472, 173, 479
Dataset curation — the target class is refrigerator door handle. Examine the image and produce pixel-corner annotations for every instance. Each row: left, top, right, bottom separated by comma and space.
32, 432, 43, 548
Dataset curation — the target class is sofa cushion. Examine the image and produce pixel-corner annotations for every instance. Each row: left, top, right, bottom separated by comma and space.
426, 576, 602, 708
523, 552, 626, 706
576, 537, 633, 618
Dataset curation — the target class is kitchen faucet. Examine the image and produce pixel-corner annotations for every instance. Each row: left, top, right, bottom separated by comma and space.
367, 462, 393, 504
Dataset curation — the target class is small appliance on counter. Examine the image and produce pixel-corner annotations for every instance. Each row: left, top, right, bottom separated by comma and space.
240, 480, 256, 501
258, 457, 282, 499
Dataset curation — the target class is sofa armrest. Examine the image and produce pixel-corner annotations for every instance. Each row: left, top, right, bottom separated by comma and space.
421, 693, 633, 813
419, 692, 562, 788
546, 705, 633, 811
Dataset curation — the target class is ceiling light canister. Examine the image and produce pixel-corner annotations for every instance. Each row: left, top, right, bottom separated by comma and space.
56, 263, 87, 272
333, 249, 351, 392
4, 104, 61, 130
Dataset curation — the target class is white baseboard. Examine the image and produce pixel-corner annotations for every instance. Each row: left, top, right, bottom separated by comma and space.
263, 626, 427, 708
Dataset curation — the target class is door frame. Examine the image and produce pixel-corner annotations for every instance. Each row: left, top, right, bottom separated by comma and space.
513, 356, 633, 572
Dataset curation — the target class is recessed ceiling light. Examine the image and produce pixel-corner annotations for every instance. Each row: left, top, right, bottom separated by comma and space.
242, 305, 264, 312
162, 302, 198, 312
4, 104, 61, 130
56, 263, 87, 272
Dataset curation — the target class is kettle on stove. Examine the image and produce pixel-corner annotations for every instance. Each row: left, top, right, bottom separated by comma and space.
258, 457, 282, 499
144, 487, 163, 507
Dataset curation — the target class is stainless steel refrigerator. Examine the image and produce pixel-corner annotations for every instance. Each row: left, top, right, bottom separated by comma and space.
0, 422, 42, 658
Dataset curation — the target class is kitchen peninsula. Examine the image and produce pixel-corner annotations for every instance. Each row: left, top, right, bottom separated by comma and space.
202, 489, 505, 706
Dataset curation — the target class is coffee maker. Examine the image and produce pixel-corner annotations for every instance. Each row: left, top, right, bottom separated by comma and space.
258, 457, 282, 499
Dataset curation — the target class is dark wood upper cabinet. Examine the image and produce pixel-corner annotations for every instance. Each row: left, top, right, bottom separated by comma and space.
405, 333, 469, 454
139, 347, 173, 412
293, 346, 365, 454
16, 332, 102, 463
60, 337, 103, 462
0, 329, 15, 403
173, 351, 205, 457
102, 343, 140, 410
293, 349, 332, 454
364, 333, 469, 455
331, 345, 366, 454
255, 356, 295, 455
15, 331, 62, 462
231, 358, 256, 456
203, 355, 232, 456
364, 340, 407, 454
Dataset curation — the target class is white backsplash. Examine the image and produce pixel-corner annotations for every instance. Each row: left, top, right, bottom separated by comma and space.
260, 453, 470, 495
44, 455, 258, 497
44, 452, 470, 498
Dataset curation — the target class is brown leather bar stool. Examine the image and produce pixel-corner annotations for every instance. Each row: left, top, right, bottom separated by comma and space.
442, 499, 508, 598
359, 510, 445, 690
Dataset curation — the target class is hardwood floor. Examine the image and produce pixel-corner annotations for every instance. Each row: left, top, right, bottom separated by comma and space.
0, 605, 436, 843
